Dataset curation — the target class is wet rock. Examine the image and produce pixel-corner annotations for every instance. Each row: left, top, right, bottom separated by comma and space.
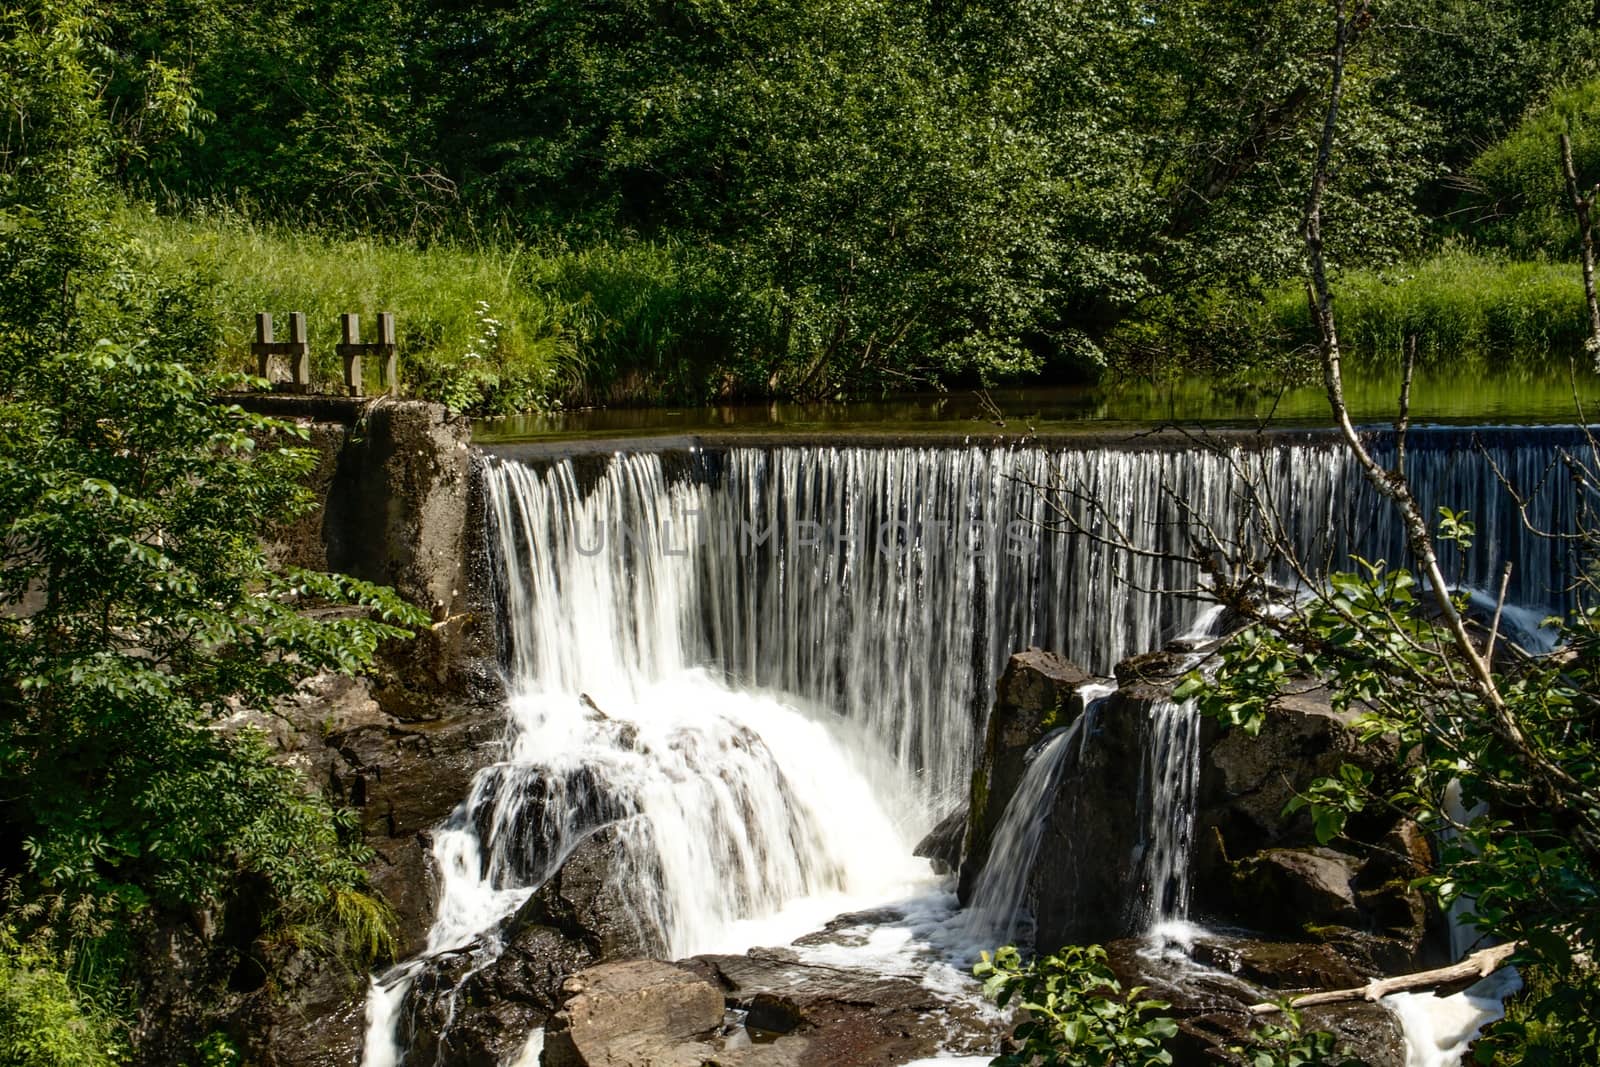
396, 824, 651, 1066
1114, 648, 1190, 688
515, 826, 655, 960
913, 805, 967, 875
1189, 936, 1369, 989
1106, 936, 1406, 1067
959, 649, 1096, 902
685, 946, 1001, 1066
1193, 685, 1400, 901
745, 992, 806, 1034
542, 960, 726, 1067
261, 672, 502, 958
1027, 683, 1156, 948
1234, 847, 1366, 932
401, 921, 595, 1067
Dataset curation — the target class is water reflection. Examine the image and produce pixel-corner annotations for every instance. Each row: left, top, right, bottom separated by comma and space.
475, 370, 1600, 443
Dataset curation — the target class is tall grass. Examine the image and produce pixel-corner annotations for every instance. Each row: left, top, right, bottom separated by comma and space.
1263, 252, 1590, 369
122, 205, 750, 412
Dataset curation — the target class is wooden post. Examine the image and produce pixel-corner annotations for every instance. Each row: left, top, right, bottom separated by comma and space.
377, 312, 398, 394
337, 313, 364, 397
254, 312, 274, 379
332, 312, 398, 396
287, 311, 310, 391
250, 311, 314, 391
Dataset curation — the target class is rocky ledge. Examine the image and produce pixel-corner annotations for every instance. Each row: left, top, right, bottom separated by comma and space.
542, 949, 999, 1067
945, 641, 1443, 1065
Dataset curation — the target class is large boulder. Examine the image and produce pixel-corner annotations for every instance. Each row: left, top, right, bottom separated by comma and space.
1194, 686, 1401, 879
542, 961, 727, 1067
1190, 682, 1436, 966
1026, 681, 1165, 948
685, 946, 1001, 1067
398, 923, 595, 1067
514, 827, 654, 961
959, 649, 1096, 901
396, 825, 649, 1066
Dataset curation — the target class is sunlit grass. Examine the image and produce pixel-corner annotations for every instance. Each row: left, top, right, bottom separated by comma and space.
1264, 251, 1590, 370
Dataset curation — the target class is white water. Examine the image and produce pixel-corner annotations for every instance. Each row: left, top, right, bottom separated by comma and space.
361, 454, 938, 1064
363, 431, 1575, 1064
1131, 695, 1202, 931
1385, 968, 1524, 1067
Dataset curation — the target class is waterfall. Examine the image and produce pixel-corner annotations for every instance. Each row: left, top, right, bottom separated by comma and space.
361, 453, 933, 1065
367, 426, 1580, 1063
482, 427, 1579, 814
1130, 695, 1202, 932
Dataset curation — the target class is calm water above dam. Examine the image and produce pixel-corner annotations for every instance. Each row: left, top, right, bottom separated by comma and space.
475, 370, 1600, 443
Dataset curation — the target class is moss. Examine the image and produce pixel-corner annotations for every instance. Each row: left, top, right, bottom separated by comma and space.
968, 768, 990, 851
1037, 695, 1067, 731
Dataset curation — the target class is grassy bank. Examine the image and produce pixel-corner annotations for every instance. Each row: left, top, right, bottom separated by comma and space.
127, 207, 744, 413
136, 209, 1596, 412
1263, 252, 1590, 369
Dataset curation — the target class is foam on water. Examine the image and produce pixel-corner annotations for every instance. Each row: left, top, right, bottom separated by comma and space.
1385, 968, 1524, 1067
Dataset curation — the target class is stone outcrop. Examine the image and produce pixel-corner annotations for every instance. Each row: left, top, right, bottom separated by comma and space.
515, 827, 654, 960
1026, 684, 1152, 947
543, 961, 727, 1067
540, 946, 1002, 1067
959, 648, 1097, 901
252, 396, 498, 706
126, 399, 509, 1067
913, 805, 966, 875
394, 825, 652, 1066
957, 639, 1445, 1063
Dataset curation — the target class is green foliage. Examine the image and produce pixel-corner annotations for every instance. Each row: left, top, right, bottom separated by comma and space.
1474, 965, 1600, 1065
1231, 1005, 1362, 1067
0, 929, 122, 1066
974, 945, 1176, 1066
88, 0, 1451, 397
128, 207, 575, 412
1383, 0, 1598, 180
189, 1032, 242, 1067
0, 343, 426, 916
0, 5, 424, 1052
1284, 764, 1372, 846
1464, 79, 1600, 260
1188, 553, 1599, 1027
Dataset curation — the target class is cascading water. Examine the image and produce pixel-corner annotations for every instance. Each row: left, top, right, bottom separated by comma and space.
1130, 694, 1203, 933
361, 455, 933, 1065
369, 426, 1580, 1065
964, 683, 1115, 947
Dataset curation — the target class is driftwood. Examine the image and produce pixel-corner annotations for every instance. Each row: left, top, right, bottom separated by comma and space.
1246, 943, 1520, 1015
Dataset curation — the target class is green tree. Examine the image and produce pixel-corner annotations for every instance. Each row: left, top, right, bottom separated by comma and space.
1176, 3, 1599, 1055
0, 0, 426, 1044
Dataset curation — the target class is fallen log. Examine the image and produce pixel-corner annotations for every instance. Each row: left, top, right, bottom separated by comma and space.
1247, 943, 1520, 1015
